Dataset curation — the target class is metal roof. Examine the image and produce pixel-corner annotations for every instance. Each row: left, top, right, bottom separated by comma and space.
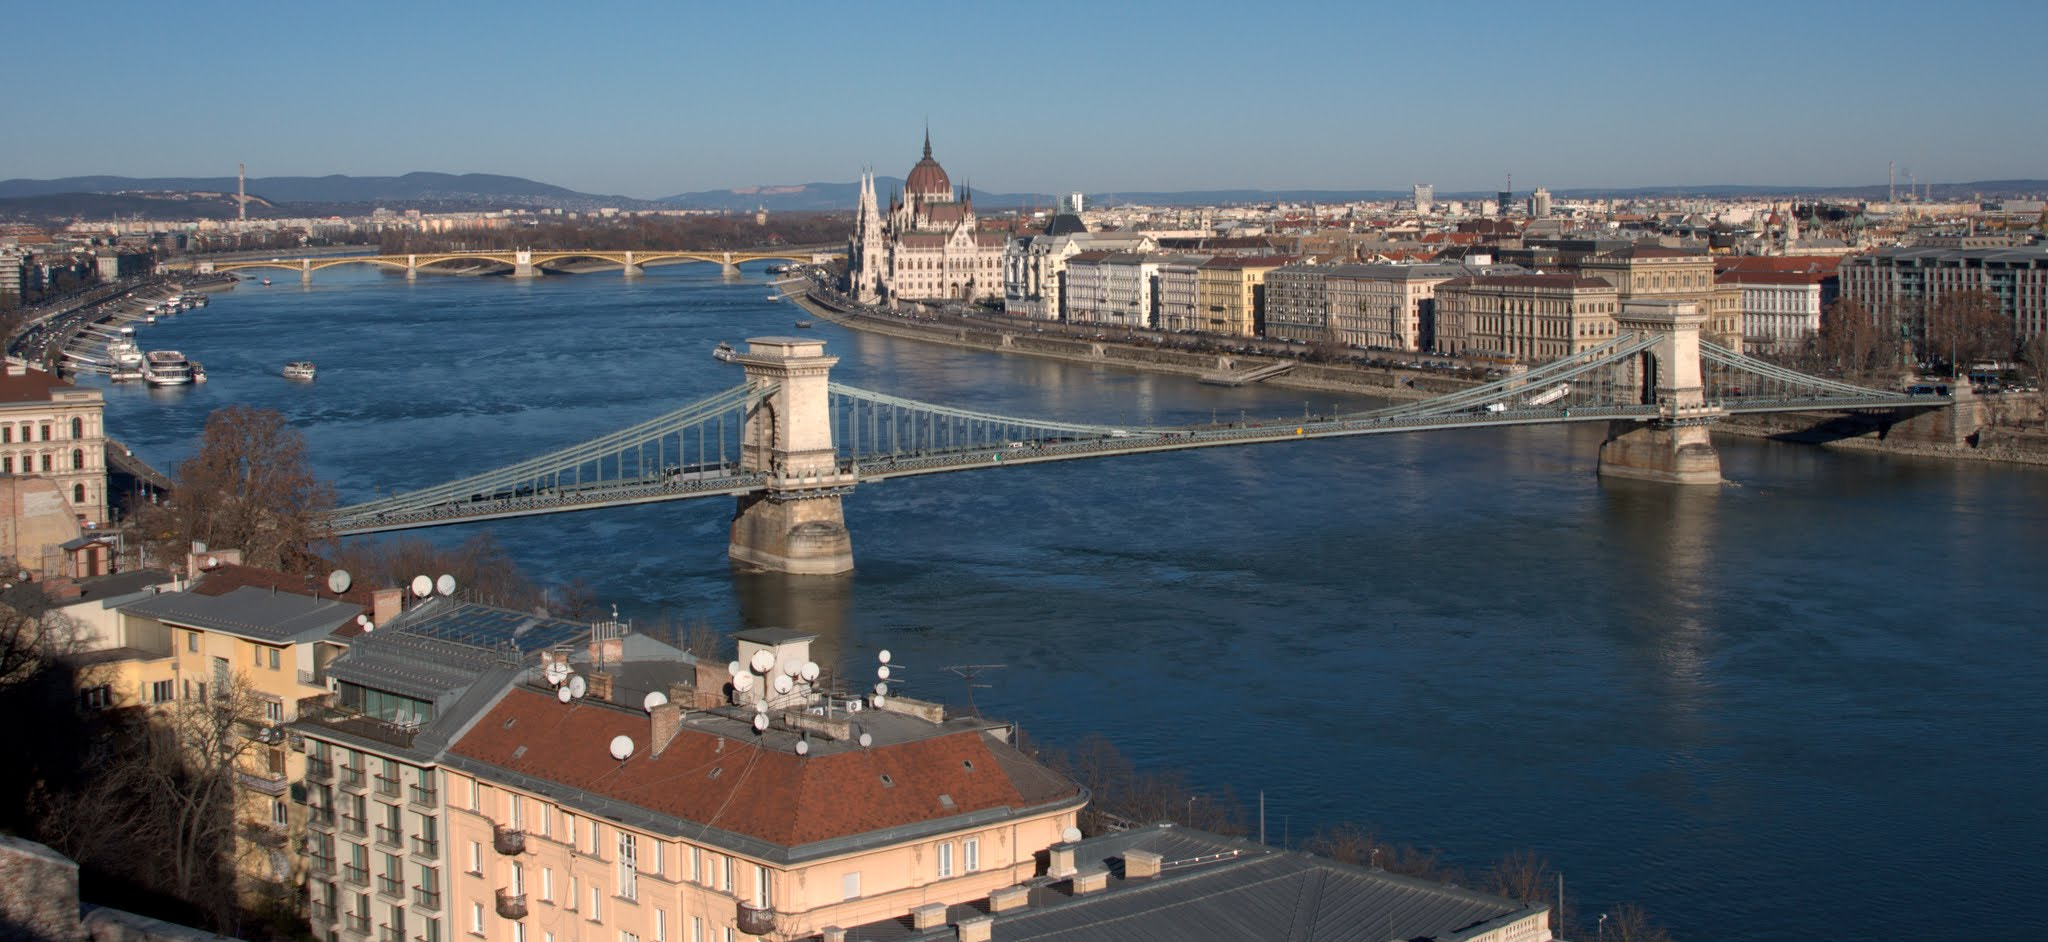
118, 585, 361, 644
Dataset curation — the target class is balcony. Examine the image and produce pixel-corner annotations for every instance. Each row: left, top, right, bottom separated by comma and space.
339, 765, 366, 790
299, 668, 321, 686
343, 863, 368, 887
341, 814, 367, 837
344, 912, 370, 935
235, 769, 289, 797
298, 701, 424, 750
374, 774, 401, 799
408, 783, 438, 810
308, 854, 336, 877
239, 820, 287, 849
309, 900, 334, 924
410, 835, 439, 859
375, 824, 403, 849
491, 824, 525, 856
306, 756, 334, 781
494, 889, 528, 920
412, 886, 442, 912
377, 873, 405, 899
308, 807, 335, 829
379, 925, 404, 942
737, 902, 776, 937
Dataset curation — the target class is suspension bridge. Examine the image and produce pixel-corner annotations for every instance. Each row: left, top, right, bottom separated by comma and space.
324, 300, 1956, 573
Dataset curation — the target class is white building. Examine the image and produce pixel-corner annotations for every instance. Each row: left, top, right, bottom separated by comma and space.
1001, 216, 1154, 322
848, 133, 1007, 305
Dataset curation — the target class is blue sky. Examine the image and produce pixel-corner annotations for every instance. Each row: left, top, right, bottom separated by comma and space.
3, 0, 2041, 199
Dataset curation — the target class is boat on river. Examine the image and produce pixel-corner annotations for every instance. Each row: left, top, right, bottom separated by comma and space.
712, 343, 737, 363
794, 320, 813, 329
142, 350, 194, 386
105, 338, 143, 370
283, 361, 317, 380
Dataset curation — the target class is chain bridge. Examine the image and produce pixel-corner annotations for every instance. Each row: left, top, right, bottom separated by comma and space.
325, 300, 1958, 574
190, 247, 841, 281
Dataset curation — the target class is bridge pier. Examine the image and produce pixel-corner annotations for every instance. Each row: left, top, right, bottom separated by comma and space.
721, 251, 739, 280
406, 254, 418, 281
513, 249, 539, 279
623, 251, 641, 278
729, 337, 857, 575
301, 259, 313, 284
1597, 301, 1724, 485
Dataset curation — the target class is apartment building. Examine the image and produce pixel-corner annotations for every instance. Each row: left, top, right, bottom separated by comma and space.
438, 627, 1086, 942
1262, 265, 1331, 344
1195, 256, 1295, 337
1154, 256, 1214, 333
1064, 252, 1163, 328
0, 359, 108, 527
1433, 274, 1620, 362
1838, 245, 2048, 343
1324, 262, 1500, 352
1716, 267, 1836, 355
1002, 220, 1154, 321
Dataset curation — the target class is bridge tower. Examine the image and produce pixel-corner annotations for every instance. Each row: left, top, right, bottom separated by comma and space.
1597, 300, 1724, 485
514, 249, 538, 279
729, 337, 857, 575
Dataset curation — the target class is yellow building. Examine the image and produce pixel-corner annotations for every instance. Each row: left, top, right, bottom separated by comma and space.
1195, 256, 1295, 337
1433, 274, 1621, 362
1577, 246, 1743, 352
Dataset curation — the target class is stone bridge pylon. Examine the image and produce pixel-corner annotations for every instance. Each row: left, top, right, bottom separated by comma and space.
1596, 300, 1724, 485
728, 338, 859, 575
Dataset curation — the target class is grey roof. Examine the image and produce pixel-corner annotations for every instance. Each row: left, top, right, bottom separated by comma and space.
119, 585, 362, 644
1043, 213, 1089, 236
733, 626, 816, 647
835, 824, 1545, 942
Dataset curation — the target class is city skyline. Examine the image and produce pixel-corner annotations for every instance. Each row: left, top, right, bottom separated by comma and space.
2, 0, 2043, 200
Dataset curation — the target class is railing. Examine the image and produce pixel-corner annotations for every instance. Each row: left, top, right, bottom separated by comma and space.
308, 854, 336, 877
298, 702, 425, 750
343, 863, 368, 887
341, 814, 367, 837
410, 835, 440, 858
737, 902, 775, 936
375, 774, 401, 798
377, 873, 405, 898
299, 668, 320, 686
239, 820, 287, 849
235, 769, 289, 796
492, 824, 525, 856
379, 924, 404, 942
309, 900, 334, 924
344, 912, 370, 935
412, 886, 442, 911
308, 807, 335, 829
340, 765, 365, 790
375, 824, 403, 848
306, 756, 333, 781
494, 890, 528, 920
409, 783, 438, 809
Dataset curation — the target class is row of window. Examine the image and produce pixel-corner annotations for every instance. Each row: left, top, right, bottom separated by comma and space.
0, 449, 87, 474
0, 417, 86, 443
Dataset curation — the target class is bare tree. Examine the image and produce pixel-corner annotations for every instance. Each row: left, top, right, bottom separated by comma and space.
1816, 297, 1901, 379
0, 580, 83, 691
1924, 289, 2014, 372
135, 406, 335, 573
324, 532, 542, 610
1603, 902, 1673, 942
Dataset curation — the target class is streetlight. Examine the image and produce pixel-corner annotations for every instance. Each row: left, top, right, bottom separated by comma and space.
1369, 848, 1381, 871
1598, 912, 1608, 942
1185, 796, 1199, 826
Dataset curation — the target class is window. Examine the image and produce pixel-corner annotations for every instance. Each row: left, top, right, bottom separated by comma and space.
514, 924, 526, 942
541, 867, 554, 901
691, 918, 702, 942
187, 631, 198, 652
617, 832, 637, 901
568, 876, 578, 911
508, 794, 522, 829
655, 909, 667, 942
70, 448, 82, 470
468, 777, 480, 810
937, 841, 954, 878
150, 680, 173, 703
270, 648, 281, 670
588, 886, 600, 921
620, 934, 639, 942
721, 856, 733, 893
965, 837, 979, 873
2, 458, 9, 474
470, 902, 484, 934
841, 871, 860, 901
79, 685, 111, 710
564, 813, 576, 847
467, 841, 481, 875
509, 861, 524, 896
2, 428, 9, 443
422, 917, 441, 942
39, 425, 49, 441
72, 483, 84, 503
253, 645, 263, 666
690, 846, 701, 884
39, 454, 49, 472
752, 864, 770, 909
71, 417, 82, 439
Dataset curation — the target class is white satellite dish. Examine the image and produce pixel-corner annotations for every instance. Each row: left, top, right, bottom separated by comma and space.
206, 556, 219, 570
732, 673, 756, 692
609, 735, 635, 760
751, 713, 768, 732
545, 661, 570, 686
435, 574, 456, 597
773, 675, 793, 695
878, 649, 892, 664
327, 570, 352, 594
799, 661, 819, 682
556, 685, 572, 704
567, 675, 588, 699
795, 739, 810, 756
727, 660, 744, 678
874, 682, 889, 696
782, 657, 804, 677
754, 699, 768, 714
876, 665, 891, 680
643, 691, 669, 712
872, 694, 887, 709
1062, 826, 1083, 843
857, 732, 872, 748
356, 614, 370, 627
410, 575, 432, 598
749, 650, 775, 674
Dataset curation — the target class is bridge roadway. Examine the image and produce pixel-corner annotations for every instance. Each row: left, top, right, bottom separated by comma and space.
179, 246, 844, 278
328, 392, 1930, 535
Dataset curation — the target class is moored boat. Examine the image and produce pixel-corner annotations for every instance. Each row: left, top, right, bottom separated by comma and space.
142, 350, 194, 386
794, 320, 813, 329
712, 343, 737, 363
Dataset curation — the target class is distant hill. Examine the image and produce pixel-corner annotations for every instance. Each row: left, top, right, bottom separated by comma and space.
661, 178, 1064, 213
0, 172, 662, 211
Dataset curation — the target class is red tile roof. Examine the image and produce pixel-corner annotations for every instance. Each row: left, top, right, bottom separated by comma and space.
449, 688, 1082, 849
0, 366, 73, 403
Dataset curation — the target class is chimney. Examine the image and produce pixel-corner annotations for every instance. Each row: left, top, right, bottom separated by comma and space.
1047, 843, 1077, 879
820, 930, 846, 942
589, 636, 623, 666
587, 671, 614, 703
1123, 850, 1161, 880
911, 903, 948, 931
1071, 870, 1108, 895
650, 701, 684, 756
987, 885, 1029, 913
372, 587, 403, 626
955, 916, 993, 942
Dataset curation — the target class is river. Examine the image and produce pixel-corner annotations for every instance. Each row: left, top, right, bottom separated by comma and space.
92, 263, 2046, 939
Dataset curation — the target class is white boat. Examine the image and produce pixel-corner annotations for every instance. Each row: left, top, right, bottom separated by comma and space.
283, 361, 317, 380
142, 350, 194, 386
712, 343, 737, 363
766, 294, 782, 301
190, 360, 207, 383
105, 338, 143, 369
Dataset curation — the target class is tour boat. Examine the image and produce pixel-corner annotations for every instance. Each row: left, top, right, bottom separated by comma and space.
261, 278, 272, 286
142, 350, 195, 386
105, 338, 143, 369
794, 320, 813, 329
283, 361, 317, 380
712, 343, 737, 363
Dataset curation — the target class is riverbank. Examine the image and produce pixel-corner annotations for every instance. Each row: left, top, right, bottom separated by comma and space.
1716, 410, 2048, 468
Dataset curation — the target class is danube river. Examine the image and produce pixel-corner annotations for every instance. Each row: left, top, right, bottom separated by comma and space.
97, 264, 2044, 939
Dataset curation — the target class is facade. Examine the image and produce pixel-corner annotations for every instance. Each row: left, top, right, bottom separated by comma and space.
1002, 219, 1154, 322
0, 250, 26, 302
1433, 274, 1620, 361
848, 134, 1007, 305
1838, 245, 2048, 343
1262, 265, 1332, 344
0, 359, 107, 527
1324, 262, 1497, 352
1154, 256, 1213, 333
1195, 256, 1295, 337
1717, 268, 1834, 354
1576, 246, 1743, 352
437, 627, 1086, 942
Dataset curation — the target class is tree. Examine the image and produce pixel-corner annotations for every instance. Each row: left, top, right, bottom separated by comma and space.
324, 532, 543, 610
1816, 297, 1899, 378
134, 406, 335, 572
0, 580, 81, 692
1602, 902, 1673, 942
1924, 289, 2014, 372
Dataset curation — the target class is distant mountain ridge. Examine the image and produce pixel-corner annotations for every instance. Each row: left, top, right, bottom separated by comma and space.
0, 172, 661, 210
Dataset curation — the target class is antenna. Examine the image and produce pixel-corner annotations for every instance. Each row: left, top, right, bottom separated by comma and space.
749, 650, 775, 674
436, 574, 456, 597
609, 735, 635, 761
567, 674, 588, 699
410, 575, 432, 598
327, 570, 352, 594
643, 691, 669, 712
943, 664, 1006, 716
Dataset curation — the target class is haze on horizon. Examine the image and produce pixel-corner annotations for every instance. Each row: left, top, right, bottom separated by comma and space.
4, 0, 2041, 201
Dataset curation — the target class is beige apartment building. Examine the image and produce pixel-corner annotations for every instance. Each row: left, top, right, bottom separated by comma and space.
1154, 255, 1213, 333
1434, 274, 1620, 362
0, 359, 108, 528
1325, 262, 1483, 351
1195, 256, 1295, 337
1577, 246, 1743, 351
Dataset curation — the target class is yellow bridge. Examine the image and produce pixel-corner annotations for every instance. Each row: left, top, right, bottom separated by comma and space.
182, 247, 842, 281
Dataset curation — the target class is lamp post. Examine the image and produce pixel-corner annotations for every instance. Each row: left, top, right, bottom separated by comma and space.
1369, 848, 1381, 871
1185, 796, 1199, 826
1598, 912, 1608, 942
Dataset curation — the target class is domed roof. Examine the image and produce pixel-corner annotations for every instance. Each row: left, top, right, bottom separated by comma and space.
905, 130, 951, 199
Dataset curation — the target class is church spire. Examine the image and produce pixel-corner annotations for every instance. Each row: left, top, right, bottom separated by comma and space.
923, 124, 932, 159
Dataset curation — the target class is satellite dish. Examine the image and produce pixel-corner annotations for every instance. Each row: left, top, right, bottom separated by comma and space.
206, 557, 219, 570
749, 650, 775, 674
727, 660, 744, 678
435, 574, 456, 597
609, 735, 635, 760
643, 691, 669, 712
877, 665, 891, 680
556, 685, 572, 703
754, 699, 769, 715
732, 673, 755, 692
1062, 826, 1083, 843
410, 575, 432, 598
567, 675, 588, 699
878, 649, 892, 664
545, 661, 570, 685
874, 682, 889, 696
356, 614, 370, 627
795, 739, 810, 756
781, 658, 802, 677
857, 732, 872, 748
799, 661, 819, 682
751, 713, 768, 732
872, 694, 887, 709
327, 570, 352, 594
772, 675, 792, 695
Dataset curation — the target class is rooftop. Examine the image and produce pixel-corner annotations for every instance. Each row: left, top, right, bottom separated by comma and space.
119, 584, 363, 645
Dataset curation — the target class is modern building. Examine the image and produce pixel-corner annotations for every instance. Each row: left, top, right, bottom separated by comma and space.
848, 133, 1008, 306
1412, 184, 1434, 216
1433, 274, 1620, 361
1838, 245, 2048, 344
0, 359, 108, 528
1576, 246, 1743, 352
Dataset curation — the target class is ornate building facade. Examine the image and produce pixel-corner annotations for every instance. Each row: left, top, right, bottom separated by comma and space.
849, 133, 1007, 305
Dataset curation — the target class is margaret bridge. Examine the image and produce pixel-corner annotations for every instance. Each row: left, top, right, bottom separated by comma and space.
322, 299, 1961, 575
184, 247, 842, 281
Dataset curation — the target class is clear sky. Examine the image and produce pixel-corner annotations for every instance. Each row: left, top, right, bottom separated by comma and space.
4, 0, 2041, 199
